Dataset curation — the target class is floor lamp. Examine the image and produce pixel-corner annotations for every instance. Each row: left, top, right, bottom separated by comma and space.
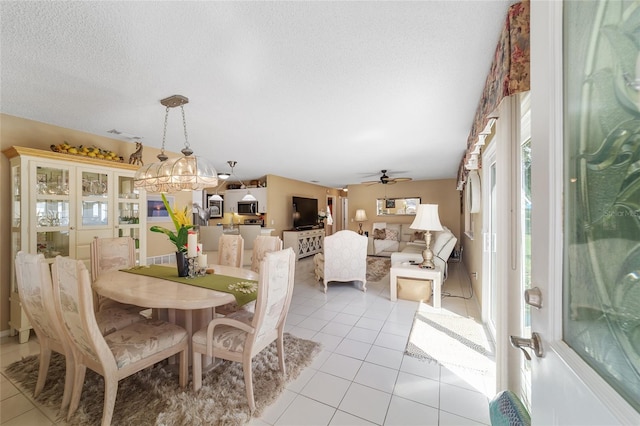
410, 204, 443, 269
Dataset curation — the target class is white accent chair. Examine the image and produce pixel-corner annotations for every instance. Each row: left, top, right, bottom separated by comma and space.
51, 256, 189, 425
314, 230, 368, 293
14, 252, 74, 411
192, 248, 296, 412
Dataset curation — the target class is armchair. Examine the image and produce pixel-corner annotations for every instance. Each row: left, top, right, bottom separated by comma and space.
314, 230, 368, 293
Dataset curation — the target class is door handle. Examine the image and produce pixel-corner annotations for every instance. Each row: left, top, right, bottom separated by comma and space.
509, 332, 543, 360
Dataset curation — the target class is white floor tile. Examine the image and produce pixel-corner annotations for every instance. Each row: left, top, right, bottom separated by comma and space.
333, 339, 372, 360
355, 317, 384, 331
345, 327, 379, 344
373, 332, 407, 351
384, 395, 439, 426
440, 382, 490, 425
319, 353, 363, 381
312, 332, 344, 352
353, 362, 398, 394
320, 322, 353, 338
274, 395, 336, 426
364, 346, 404, 370
329, 410, 377, 426
338, 383, 391, 425
298, 317, 329, 332
439, 409, 490, 426
259, 389, 298, 425
286, 366, 317, 393
400, 355, 441, 381
332, 313, 361, 326
393, 371, 440, 408
300, 371, 351, 408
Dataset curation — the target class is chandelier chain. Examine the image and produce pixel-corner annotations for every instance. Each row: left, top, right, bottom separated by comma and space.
157, 106, 170, 161
180, 106, 190, 150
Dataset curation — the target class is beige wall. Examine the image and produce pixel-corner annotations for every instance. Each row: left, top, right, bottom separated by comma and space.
263, 174, 340, 239
346, 179, 461, 242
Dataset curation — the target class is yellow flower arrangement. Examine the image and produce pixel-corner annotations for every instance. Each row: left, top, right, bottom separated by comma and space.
150, 194, 194, 252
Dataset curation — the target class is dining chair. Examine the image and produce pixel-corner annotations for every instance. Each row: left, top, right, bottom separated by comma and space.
51, 256, 189, 425
218, 234, 244, 267
14, 251, 74, 411
238, 224, 262, 250
192, 248, 296, 412
90, 236, 147, 318
250, 236, 283, 273
200, 225, 224, 252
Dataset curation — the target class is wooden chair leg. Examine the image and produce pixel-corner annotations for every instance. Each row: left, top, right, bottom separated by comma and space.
61, 352, 75, 410
276, 334, 286, 376
179, 348, 188, 388
34, 347, 52, 397
68, 363, 87, 421
192, 350, 202, 391
243, 358, 255, 412
102, 378, 118, 426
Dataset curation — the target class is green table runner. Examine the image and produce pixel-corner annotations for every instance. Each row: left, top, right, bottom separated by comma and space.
121, 265, 257, 307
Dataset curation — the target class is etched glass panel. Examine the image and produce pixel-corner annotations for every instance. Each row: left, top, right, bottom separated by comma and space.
564, 1, 640, 411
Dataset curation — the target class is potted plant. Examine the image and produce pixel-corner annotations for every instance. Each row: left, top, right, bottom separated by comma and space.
150, 193, 194, 276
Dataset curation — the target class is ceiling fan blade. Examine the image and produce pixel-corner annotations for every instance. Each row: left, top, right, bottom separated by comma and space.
361, 180, 379, 185
392, 177, 412, 183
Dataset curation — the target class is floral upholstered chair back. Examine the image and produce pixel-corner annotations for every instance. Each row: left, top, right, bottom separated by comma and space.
52, 256, 112, 368
322, 230, 368, 293
251, 236, 283, 273
90, 236, 136, 282
14, 251, 64, 345
218, 234, 244, 267
252, 248, 296, 349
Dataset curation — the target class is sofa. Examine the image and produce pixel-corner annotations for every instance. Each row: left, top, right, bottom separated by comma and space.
367, 222, 457, 279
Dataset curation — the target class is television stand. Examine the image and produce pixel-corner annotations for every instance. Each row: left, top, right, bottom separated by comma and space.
283, 229, 325, 260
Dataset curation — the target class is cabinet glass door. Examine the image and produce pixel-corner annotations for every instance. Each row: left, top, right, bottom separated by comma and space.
80, 170, 110, 227
34, 164, 72, 258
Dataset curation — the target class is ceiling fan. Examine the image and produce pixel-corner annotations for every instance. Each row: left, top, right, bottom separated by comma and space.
362, 170, 412, 185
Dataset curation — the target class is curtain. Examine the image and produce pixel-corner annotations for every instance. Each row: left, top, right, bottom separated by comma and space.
457, 0, 530, 189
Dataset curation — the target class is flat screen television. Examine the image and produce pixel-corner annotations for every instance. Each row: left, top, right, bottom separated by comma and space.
292, 196, 318, 230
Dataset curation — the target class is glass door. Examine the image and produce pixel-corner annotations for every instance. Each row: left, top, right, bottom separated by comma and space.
33, 163, 74, 259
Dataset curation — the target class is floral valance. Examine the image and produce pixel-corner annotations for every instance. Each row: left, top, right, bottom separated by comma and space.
457, 0, 530, 189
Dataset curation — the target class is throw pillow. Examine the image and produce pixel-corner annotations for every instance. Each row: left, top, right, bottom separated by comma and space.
373, 228, 386, 240
385, 228, 399, 241
410, 231, 425, 242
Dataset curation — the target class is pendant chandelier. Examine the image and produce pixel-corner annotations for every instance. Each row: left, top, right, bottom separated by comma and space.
225, 160, 256, 201
134, 95, 218, 193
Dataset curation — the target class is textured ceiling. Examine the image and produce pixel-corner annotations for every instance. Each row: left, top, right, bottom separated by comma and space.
1, 1, 513, 188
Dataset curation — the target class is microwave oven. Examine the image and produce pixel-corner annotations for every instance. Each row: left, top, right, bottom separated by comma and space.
237, 200, 258, 214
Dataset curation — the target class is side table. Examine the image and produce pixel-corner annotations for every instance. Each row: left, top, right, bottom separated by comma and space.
390, 262, 443, 308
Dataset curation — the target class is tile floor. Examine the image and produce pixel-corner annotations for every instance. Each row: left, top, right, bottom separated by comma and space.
0, 258, 495, 425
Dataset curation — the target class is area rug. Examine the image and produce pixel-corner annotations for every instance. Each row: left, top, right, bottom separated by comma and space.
366, 256, 391, 282
405, 310, 494, 373
5, 333, 320, 426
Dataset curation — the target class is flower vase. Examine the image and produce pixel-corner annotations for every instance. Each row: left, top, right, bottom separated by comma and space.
175, 251, 189, 277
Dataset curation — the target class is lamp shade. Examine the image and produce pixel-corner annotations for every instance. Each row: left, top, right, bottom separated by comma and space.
354, 209, 368, 222
410, 204, 443, 231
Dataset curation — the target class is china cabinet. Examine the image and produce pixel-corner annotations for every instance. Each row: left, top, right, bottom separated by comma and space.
3, 146, 147, 343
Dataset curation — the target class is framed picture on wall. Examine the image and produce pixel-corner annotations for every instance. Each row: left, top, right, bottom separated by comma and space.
147, 194, 174, 222
385, 199, 396, 208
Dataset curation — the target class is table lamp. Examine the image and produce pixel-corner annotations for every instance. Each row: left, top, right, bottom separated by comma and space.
355, 209, 368, 235
410, 204, 443, 269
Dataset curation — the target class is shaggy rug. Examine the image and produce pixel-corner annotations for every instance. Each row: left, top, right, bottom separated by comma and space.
366, 256, 391, 282
405, 310, 494, 373
5, 333, 320, 426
